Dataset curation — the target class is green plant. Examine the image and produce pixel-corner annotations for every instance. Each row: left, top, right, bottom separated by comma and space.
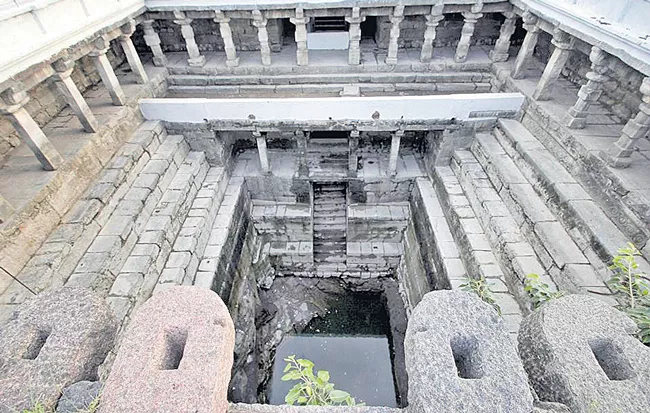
281, 355, 362, 406
459, 275, 501, 315
21, 402, 47, 413
524, 273, 566, 309
19, 395, 100, 413
607, 243, 650, 345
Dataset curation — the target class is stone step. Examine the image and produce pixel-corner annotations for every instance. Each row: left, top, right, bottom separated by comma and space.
496, 118, 650, 272
106, 149, 209, 327
313, 197, 346, 205
458, 143, 612, 299
316, 184, 346, 192
314, 255, 347, 264
314, 216, 346, 225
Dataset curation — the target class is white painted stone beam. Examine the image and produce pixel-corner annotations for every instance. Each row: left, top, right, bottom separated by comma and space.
139, 94, 526, 124
214, 10, 240, 67
388, 129, 404, 176
0, 85, 65, 171
141, 19, 168, 67
532, 28, 574, 101
119, 19, 149, 84
51, 57, 99, 133
89, 36, 126, 106
385, 5, 404, 65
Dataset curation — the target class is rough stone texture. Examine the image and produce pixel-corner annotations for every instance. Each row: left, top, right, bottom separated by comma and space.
55, 381, 102, 413
101, 286, 235, 413
0, 288, 116, 412
405, 290, 533, 412
229, 404, 400, 413
518, 294, 650, 413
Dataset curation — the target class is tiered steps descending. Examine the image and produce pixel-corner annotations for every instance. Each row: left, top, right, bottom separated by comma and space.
308, 138, 349, 179
313, 183, 347, 270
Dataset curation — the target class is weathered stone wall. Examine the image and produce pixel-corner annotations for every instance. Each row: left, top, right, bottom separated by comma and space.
397, 219, 429, 314
0, 42, 126, 161
376, 13, 503, 50
133, 18, 283, 53
164, 123, 232, 165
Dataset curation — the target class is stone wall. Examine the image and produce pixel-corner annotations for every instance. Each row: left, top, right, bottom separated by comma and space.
133, 18, 284, 53
397, 220, 429, 314
376, 13, 503, 50
0, 42, 126, 161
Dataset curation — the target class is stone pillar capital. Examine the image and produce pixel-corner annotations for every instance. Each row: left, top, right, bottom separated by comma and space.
521, 10, 538, 25
640, 77, 650, 100
425, 13, 444, 25
346, 7, 365, 24
350, 129, 360, 139
52, 57, 75, 79
502, 11, 516, 20
120, 19, 137, 38
214, 10, 229, 24
550, 28, 573, 50
252, 9, 267, 25
461, 12, 483, 22
0, 84, 29, 114
89, 35, 111, 56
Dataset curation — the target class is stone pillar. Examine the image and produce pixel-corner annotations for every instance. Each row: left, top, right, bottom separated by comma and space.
0, 85, 65, 171
290, 8, 309, 66
214, 10, 239, 67
0, 193, 14, 224
601, 77, 650, 168
252, 10, 272, 66
173, 11, 206, 67
532, 28, 573, 101
388, 129, 404, 176
254, 131, 270, 173
296, 130, 308, 177
564, 46, 609, 129
349, 129, 359, 177
51, 58, 99, 133
489, 12, 517, 62
90, 36, 126, 106
511, 11, 540, 79
346, 7, 365, 66
141, 19, 168, 67
119, 19, 149, 84
385, 6, 404, 65
454, 11, 483, 63
420, 4, 444, 63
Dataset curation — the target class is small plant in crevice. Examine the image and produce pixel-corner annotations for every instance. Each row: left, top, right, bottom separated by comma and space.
20, 395, 100, 413
282, 355, 363, 406
524, 273, 566, 309
606, 243, 650, 345
459, 275, 502, 316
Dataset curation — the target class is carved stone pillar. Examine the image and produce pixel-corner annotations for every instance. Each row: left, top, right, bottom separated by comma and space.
0, 84, 65, 171
119, 19, 149, 84
0, 193, 13, 224
601, 77, 650, 168
420, 4, 444, 63
455, 11, 483, 63
389, 129, 404, 176
532, 28, 573, 101
51, 58, 99, 133
254, 131, 270, 173
141, 19, 168, 67
348, 130, 360, 177
564, 46, 609, 129
89, 36, 126, 106
346, 7, 365, 65
252, 10, 272, 66
511, 11, 540, 79
290, 8, 309, 66
173, 11, 206, 67
385, 6, 404, 65
214, 10, 239, 67
296, 130, 309, 177
489, 12, 517, 62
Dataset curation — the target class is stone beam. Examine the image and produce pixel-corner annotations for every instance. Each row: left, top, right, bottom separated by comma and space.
0, 84, 64, 171
141, 19, 168, 67
564, 46, 609, 129
89, 36, 126, 106
601, 77, 650, 168
51, 58, 99, 133
388, 129, 404, 176
420, 4, 444, 63
490, 12, 517, 62
290, 8, 309, 66
385, 5, 404, 65
252, 10, 272, 66
119, 19, 149, 84
215, 10, 240, 67
511, 11, 540, 79
346, 7, 365, 66
173, 11, 206, 67
254, 130, 270, 173
532, 28, 574, 101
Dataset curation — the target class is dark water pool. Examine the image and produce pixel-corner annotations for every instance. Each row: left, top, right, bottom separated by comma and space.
268, 292, 398, 407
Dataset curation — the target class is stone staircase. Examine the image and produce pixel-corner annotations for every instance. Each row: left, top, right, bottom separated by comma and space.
307, 138, 348, 179
312, 183, 347, 272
